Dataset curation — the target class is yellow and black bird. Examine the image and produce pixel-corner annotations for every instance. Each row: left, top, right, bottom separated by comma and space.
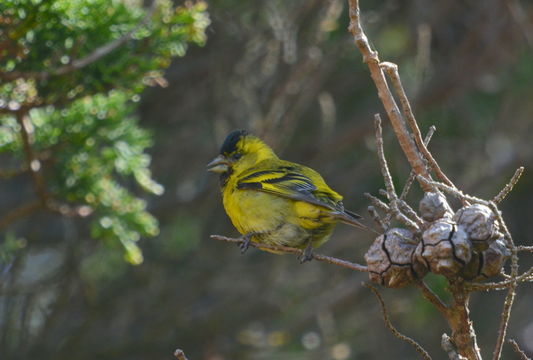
207, 130, 367, 262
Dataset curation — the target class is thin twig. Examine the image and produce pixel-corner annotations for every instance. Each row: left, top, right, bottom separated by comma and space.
489, 200, 519, 360
347, 0, 432, 190
466, 266, 533, 291
0, 1, 158, 82
364, 283, 432, 360
374, 114, 397, 199
517, 246, 533, 253
374, 114, 419, 231
413, 281, 448, 316
210, 235, 368, 272
508, 339, 531, 360
380, 62, 456, 190
367, 206, 387, 232
493, 167, 524, 204
397, 199, 424, 227
174, 349, 189, 360
400, 125, 436, 200
417, 176, 481, 205
364, 193, 390, 213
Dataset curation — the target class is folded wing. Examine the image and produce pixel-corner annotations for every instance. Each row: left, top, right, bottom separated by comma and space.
236, 163, 366, 230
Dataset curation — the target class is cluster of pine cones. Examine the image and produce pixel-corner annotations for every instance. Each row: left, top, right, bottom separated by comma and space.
365, 192, 510, 288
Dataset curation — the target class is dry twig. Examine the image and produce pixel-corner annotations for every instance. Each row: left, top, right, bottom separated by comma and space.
347, 0, 432, 190
493, 167, 524, 204
367, 206, 386, 232
413, 281, 448, 316
364, 283, 432, 360
210, 235, 368, 272
400, 126, 436, 200
508, 339, 531, 360
374, 114, 419, 231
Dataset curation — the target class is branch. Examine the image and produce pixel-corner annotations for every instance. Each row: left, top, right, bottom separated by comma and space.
380, 62, 456, 190
493, 167, 524, 204
346, 0, 432, 191
364, 283, 432, 360
367, 206, 387, 232
466, 266, 533, 291
0, 1, 157, 82
400, 125, 436, 200
374, 114, 419, 231
508, 339, 531, 360
413, 281, 448, 316
517, 246, 533, 253
210, 235, 368, 272
488, 200, 520, 360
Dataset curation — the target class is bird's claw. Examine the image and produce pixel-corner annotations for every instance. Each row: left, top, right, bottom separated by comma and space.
239, 234, 252, 253
298, 243, 314, 263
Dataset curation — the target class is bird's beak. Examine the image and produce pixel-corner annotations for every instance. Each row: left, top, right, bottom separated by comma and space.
206, 154, 230, 173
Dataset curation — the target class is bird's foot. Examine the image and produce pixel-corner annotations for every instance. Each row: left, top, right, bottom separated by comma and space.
238, 233, 253, 253
298, 243, 314, 263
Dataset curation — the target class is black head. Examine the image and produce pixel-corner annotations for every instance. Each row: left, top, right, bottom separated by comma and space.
220, 129, 248, 155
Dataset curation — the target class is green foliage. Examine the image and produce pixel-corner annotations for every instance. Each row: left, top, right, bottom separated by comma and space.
0, 0, 210, 264
0, 0, 209, 102
0, 233, 27, 264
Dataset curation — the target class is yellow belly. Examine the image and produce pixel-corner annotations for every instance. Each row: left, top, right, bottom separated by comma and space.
222, 188, 336, 249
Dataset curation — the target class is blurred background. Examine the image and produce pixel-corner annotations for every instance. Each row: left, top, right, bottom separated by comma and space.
1, 0, 533, 359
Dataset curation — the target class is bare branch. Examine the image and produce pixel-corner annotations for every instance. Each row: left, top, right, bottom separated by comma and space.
374, 114, 419, 231
367, 206, 387, 232
517, 246, 533, 253
446, 281, 482, 360
493, 167, 524, 204
508, 339, 531, 360
413, 281, 448, 316
210, 235, 368, 272
364, 193, 390, 213
364, 283, 432, 360
374, 114, 397, 199
380, 62, 456, 190
488, 200, 520, 360
417, 176, 482, 205
466, 266, 533, 291
397, 199, 424, 228
400, 125, 436, 200
346, 0, 432, 190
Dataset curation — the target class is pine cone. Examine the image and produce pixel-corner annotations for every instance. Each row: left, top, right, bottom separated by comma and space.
365, 228, 428, 288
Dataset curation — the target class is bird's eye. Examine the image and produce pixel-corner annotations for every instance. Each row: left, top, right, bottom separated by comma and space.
232, 153, 242, 160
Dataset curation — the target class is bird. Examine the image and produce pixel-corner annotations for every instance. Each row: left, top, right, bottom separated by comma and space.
207, 129, 368, 262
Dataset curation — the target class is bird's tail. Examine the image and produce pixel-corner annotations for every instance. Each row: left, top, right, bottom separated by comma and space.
333, 210, 378, 234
